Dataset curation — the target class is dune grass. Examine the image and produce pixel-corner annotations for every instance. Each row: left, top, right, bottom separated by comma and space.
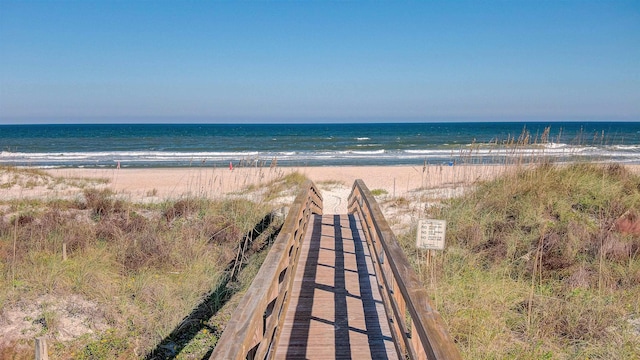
261, 171, 308, 202
0, 168, 303, 358
398, 162, 640, 358
0, 165, 109, 191
6, 157, 640, 358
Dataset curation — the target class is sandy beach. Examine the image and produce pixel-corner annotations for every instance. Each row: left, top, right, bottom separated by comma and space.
22, 165, 510, 212
7, 164, 638, 213
48, 164, 507, 192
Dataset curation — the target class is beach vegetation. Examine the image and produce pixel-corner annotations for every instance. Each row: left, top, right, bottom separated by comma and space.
262, 171, 307, 201
318, 179, 346, 188
0, 166, 109, 197
0, 167, 297, 358
400, 163, 640, 358
146, 188, 158, 197
388, 196, 410, 208
370, 188, 388, 197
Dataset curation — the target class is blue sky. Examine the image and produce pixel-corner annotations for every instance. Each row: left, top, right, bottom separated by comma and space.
0, 1, 638, 124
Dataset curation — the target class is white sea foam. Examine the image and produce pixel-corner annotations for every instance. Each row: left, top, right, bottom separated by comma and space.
351, 149, 385, 155
543, 143, 568, 149
332, 150, 386, 155
405, 149, 458, 155
612, 145, 640, 150
2, 144, 639, 167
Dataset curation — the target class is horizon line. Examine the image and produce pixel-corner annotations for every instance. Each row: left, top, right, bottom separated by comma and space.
1, 118, 639, 126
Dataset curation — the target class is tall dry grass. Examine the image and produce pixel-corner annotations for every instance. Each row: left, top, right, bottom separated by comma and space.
0, 167, 303, 359
399, 162, 640, 359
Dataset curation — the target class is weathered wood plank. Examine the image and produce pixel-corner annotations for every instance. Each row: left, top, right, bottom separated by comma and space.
274, 214, 398, 360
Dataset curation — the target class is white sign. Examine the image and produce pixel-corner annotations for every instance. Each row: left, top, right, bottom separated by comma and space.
416, 219, 446, 250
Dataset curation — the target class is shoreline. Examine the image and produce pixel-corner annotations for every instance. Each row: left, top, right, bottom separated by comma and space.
5, 164, 639, 213
44, 164, 513, 198
38, 165, 508, 215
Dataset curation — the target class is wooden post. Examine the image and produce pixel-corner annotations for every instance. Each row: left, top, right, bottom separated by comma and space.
62, 243, 67, 261
35, 337, 48, 360
429, 250, 435, 287
411, 330, 428, 360
417, 250, 423, 282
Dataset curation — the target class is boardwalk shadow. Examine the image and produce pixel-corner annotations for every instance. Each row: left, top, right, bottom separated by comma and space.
285, 215, 324, 358
349, 214, 390, 359
145, 212, 282, 360
284, 214, 392, 359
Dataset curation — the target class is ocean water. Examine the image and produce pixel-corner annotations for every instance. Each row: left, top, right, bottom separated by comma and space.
1, 122, 639, 168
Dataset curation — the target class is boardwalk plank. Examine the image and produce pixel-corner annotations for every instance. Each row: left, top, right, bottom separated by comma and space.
274, 214, 398, 360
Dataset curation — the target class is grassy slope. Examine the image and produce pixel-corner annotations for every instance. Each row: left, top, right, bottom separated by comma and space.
399, 163, 640, 359
0, 170, 306, 359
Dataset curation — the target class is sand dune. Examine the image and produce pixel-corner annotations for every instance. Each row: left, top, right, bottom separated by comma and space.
42, 165, 508, 199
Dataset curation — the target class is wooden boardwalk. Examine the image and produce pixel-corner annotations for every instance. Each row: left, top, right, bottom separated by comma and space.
274, 214, 398, 359
212, 180, 461, 360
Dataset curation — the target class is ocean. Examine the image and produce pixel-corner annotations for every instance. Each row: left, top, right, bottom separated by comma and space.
1, 122, 639, 168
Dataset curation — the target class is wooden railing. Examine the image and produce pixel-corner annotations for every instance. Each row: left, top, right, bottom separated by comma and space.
213, 179, 460, 359
348, 179, 462, 360
211, 180, 322, 360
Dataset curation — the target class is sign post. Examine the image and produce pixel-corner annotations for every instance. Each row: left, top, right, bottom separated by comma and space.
416, 219, 447, 284
416, 219, 446, 251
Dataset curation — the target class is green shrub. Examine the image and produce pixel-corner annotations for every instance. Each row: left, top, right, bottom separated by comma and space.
371, 188, 388, 196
